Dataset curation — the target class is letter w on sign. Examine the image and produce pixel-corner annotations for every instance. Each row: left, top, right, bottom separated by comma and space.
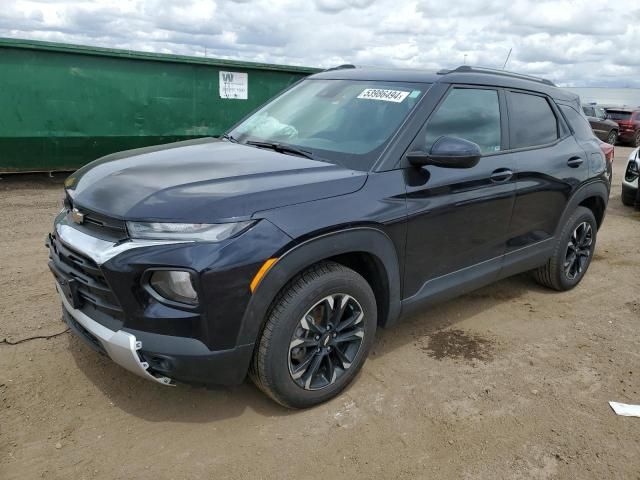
219, 71, 248, 100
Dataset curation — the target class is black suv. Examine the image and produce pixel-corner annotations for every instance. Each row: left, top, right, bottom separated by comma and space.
48, 66, 610, 408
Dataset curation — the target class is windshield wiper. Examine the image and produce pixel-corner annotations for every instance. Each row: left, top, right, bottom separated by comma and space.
245, 140, 314, 159
221, 133, 239, 143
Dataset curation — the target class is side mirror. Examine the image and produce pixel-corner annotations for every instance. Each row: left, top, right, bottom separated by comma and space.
407, 136, 482, 169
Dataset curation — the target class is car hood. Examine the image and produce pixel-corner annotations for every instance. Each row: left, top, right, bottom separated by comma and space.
66, 138, 367, 222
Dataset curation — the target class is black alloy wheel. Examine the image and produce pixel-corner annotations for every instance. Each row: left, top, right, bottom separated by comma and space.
564, 221, 593, 280
288, 294, 364, 390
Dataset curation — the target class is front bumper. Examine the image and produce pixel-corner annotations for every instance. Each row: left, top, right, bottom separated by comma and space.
58, 281, 173, 385
61, 286, 255, 385
49, 209, 293, 386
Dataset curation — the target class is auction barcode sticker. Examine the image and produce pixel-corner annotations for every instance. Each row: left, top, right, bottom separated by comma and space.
357, 88, 409, 103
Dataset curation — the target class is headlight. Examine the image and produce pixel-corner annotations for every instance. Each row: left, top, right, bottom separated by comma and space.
626, 159, 640, 182
149, 270, 198, 305
127, 221, 254, 242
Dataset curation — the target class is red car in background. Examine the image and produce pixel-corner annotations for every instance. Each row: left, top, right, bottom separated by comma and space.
606, 109, 640, 147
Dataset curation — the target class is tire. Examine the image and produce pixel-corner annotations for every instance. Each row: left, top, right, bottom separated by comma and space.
533, 206, 597, 291
606, 130, 617, 145
250, 261, 377, 408
635, 132, 640, 148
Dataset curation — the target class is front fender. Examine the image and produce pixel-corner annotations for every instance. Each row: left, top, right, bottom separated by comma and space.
236, 227, 402, 346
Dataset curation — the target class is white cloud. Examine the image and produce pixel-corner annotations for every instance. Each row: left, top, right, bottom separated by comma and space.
1, 0, 639, 86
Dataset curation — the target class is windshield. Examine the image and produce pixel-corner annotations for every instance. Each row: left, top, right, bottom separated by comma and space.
229, 79, 428, 171
607, 111, 632, 121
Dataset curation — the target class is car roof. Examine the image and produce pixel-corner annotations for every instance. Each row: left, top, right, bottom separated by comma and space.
310, 65, 579, 103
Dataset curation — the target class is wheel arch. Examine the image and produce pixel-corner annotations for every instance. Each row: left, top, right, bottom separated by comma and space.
236, 227, 402, 346
556, 181, 608, 235
579, 196, 606, 228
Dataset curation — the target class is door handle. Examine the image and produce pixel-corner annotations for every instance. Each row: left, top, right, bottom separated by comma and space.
567, 156, 584, 168
490, 168, 513, 183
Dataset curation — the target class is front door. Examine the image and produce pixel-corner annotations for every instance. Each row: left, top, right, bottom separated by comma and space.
402, 86, 516, 301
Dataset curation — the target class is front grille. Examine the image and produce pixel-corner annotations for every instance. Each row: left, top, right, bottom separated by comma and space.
80, 208, 128, 239
48, 232, 124, 321
64, 192, 128, 242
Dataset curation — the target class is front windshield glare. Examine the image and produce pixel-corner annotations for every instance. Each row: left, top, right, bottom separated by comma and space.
229, 79, 427, 170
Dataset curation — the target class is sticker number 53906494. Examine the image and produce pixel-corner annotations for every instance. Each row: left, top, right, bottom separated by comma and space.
357, 88, 409, 103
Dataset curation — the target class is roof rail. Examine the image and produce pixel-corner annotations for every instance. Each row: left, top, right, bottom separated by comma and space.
438, 65, 556, 87
324, 64, 356, 72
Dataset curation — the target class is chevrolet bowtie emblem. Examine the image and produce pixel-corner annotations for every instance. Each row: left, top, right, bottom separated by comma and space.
71, 208, 85, 224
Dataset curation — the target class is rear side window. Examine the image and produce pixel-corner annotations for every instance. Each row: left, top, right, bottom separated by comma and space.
560, 105, 596, 141
422, 88, 501, 154
508, 92, 558, 148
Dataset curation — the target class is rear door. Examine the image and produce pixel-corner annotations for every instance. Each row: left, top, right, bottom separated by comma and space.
559, 103, 610, 182
506, 91, 590, 259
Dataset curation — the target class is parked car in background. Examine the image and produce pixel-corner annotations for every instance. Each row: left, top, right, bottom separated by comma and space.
622, 147, 639, 207
582, 104, 618, 145
606, 108, 640, 147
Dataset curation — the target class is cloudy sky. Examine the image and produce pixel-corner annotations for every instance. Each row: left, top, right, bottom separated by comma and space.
2, 0, 640, 87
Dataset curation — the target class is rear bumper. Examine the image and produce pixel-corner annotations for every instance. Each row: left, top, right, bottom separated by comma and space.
619, 131, 637, 142
59, 282, 254, 386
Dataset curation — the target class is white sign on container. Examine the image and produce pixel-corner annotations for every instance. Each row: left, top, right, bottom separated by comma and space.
219, 71, 248, 99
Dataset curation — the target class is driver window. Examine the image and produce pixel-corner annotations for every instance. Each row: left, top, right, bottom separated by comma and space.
422, 88, 502, 154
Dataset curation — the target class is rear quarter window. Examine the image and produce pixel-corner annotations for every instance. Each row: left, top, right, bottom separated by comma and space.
508, 92, 559, 149
559, 105, 596, 141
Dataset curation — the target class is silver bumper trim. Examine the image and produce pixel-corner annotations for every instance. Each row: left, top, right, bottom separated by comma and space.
57, 282, 174, 386
55, 212, 190, 265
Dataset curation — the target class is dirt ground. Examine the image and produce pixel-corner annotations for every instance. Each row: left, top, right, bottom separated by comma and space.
1, 148, 639, 480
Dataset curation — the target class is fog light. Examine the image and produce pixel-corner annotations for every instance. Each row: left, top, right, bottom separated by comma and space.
150, 270, 198, 305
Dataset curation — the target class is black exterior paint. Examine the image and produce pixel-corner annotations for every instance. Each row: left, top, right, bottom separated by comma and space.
54, 67, 610, 386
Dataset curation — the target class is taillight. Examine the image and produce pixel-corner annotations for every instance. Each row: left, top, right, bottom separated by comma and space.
599, 141, 614, 164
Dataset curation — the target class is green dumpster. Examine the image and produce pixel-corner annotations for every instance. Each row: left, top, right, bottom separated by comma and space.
0, 38, 319, 172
